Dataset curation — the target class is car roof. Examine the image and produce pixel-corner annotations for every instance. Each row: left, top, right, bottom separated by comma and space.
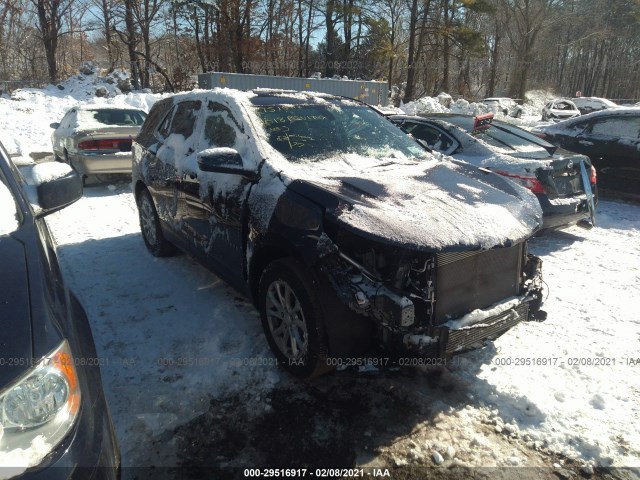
570, 97, 617, 106
559, 107, 639, 120
165, 88, 353, 106
542, 107, 640, 129
391, 112, 513, 131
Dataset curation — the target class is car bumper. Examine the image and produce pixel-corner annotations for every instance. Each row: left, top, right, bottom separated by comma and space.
17, 294, 120, 480
68, 152, 132, 176
401, 298, 534, 357
537, 193, 595, 230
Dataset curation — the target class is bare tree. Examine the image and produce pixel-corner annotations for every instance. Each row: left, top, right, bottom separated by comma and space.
31, 0, 74, 82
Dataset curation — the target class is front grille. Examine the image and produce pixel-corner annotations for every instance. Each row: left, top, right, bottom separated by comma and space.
445, 302, 529, 354
434, 244, 522, 325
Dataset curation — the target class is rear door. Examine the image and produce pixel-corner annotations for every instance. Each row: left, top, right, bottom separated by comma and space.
584, 115, 640, 163
146, 100, 201, 240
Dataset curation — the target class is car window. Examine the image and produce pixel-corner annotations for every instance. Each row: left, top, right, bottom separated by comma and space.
156, 101, 201, 141
589, 117, 640, 138
170, 101, 201, 138
0, 176, 19, 235
60, 110, 75, 130
403, 122, 457, 153
157, 107, 175, 139
203, 101, 243, 148
554, 101, 575, 110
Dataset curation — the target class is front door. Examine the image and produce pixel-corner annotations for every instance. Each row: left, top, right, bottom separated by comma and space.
181, 100, 255, 281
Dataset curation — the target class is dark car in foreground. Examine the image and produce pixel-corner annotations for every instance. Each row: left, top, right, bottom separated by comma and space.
534, 108, 640, 195
390, 113, 597, 230
133, 90, 546, 379
50, 106, 147, 183
0, 147, 119, 479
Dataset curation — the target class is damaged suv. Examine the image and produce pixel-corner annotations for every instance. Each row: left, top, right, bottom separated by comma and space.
132, 90, 546, 378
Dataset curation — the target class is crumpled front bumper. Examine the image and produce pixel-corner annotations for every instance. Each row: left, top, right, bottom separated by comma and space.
321, 246, 546, 359
397, 295, 539, 358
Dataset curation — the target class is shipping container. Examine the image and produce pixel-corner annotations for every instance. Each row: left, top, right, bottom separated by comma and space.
198, 72, 389, 106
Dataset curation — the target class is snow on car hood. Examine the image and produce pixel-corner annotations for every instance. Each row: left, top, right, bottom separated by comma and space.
286, 154, 543, 251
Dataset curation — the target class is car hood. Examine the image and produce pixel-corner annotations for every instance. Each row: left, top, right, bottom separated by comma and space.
286, 156, 543, 251
0, 235, 33, 389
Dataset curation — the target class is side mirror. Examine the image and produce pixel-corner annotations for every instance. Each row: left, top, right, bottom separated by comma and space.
22, 163, 82, 216
50, 122, 60, 129
197, 148, 257, 181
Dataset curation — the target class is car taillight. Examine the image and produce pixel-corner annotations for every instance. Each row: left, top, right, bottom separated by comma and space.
496, 170, 546, 194
590, 165, 597, 184
534, 132, 547, 139
78, 139, 132, 150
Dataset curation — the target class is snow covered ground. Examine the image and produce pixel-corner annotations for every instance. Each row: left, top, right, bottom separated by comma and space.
1, 77, 639, 475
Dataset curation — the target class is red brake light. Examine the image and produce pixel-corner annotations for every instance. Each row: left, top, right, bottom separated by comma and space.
78, 138, 132, 151
535, 132, 547, 139
590, 165, 597, 184
495, 170, 545, 194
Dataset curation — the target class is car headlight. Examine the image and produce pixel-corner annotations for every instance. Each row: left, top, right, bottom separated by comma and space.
0, 340, 81, 474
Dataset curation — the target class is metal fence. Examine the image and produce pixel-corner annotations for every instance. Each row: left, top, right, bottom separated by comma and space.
0, 80, 48, 93
198, 72, 389, 106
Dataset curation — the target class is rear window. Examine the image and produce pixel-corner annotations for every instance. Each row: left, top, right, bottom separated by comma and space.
79, 109, 147, 126
443, 116, 555, 153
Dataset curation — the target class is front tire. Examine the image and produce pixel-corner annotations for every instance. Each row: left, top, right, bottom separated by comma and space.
258, 259, 331, 379
137, 188, 176, 257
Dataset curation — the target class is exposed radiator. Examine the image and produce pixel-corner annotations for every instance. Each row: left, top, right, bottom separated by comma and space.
434, 244, 523, 325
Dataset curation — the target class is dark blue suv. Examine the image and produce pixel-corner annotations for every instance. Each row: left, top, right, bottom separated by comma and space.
0, 143, 119, 479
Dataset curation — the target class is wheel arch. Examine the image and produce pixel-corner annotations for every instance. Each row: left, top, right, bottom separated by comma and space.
133, 180, 148, 202
248, 242, 294, 306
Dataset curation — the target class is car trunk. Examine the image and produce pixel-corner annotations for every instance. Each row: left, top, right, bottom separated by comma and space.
433, 244, 523, 325
76, 126, 140, 153
536, 158, 586, 199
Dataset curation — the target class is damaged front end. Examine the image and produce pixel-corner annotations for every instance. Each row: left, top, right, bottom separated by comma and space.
317, 229, 546, 360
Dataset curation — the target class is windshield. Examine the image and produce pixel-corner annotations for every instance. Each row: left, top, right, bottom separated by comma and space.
254, 103, 428, 162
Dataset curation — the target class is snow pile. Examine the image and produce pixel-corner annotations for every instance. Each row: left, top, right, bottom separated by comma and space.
401, 94, 490, 116
522, 89, 557, 116
0, 81, 165, 157
401, 96, 449, 115
28, 62, 133, 100
0, 180, 19, 235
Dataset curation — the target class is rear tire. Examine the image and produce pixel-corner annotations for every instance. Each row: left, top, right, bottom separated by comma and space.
258, 258, 332, 379
137, 188, 176, 257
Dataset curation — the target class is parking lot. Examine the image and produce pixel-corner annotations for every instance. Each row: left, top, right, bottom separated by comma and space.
44, 181, 640, 477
